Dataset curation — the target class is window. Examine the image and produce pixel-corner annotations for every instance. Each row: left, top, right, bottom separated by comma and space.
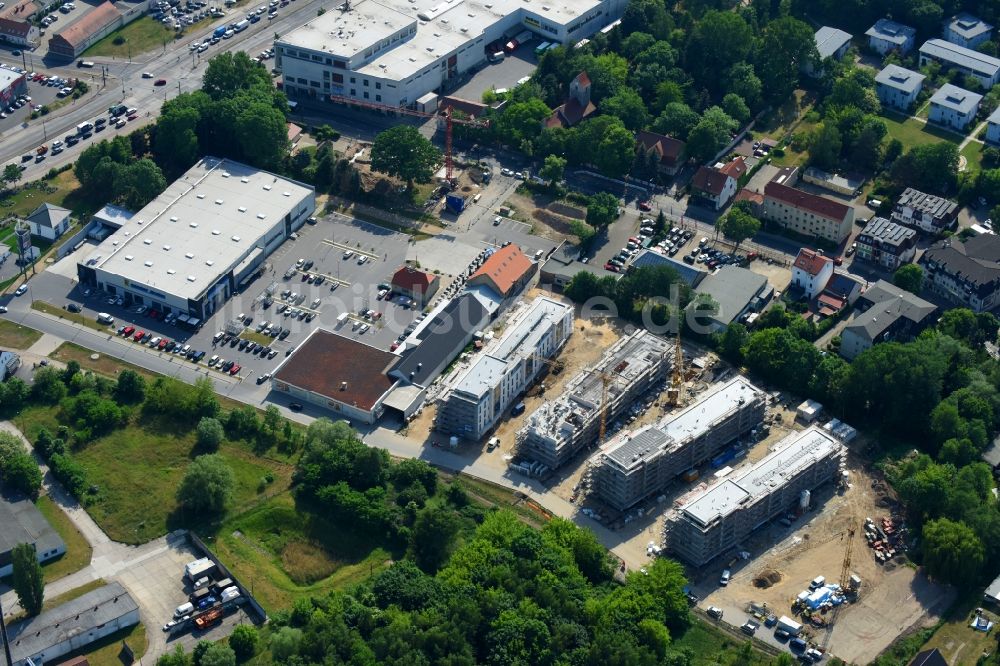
375, 81, 381, 89
363, 79, 369, 86
323, 70, 330, 78
296, 77, 307, 84
332, 72, 343, 83
310, 80, 320, 87
350, 77, 355, 83
375, 94, 381, 102
350, 89, 356, 95
363, 91, 369, 99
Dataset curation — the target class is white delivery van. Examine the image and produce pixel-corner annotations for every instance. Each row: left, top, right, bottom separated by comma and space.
174, 602, 194, 618
96, 312, 114, 325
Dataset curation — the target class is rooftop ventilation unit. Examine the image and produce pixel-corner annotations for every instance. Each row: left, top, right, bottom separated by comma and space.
222, 171, 231, 177
163, 245, 171, 251
238, 206, 247, 212
144, 260, 153, 267
169, 216, 178, 222
215, 199, 224, 205
263, 184, 272, 191
197, 194, 205, 199
232, 235, 241, 242
185, 252, 194, 258
212, 229, 221, 235
125, 255, 133, 261
257, 213, 266, 219
167, 269, 176, 274
187, 275, 196, 282
241, 177, 249, 183
189, 222, 198, 228
143, 239, 152, 245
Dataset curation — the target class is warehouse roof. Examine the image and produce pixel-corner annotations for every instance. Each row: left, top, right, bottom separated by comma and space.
391, 293, 489, 386
920, 39, 1000, 77
875, 64, 925, 94
0, 67, 24, 90
9, 583, 138, 664
630, 250, 706, 286
691, 265, 770, 327
0, 496, 64, 558
930, 83, 982, 115
83, 157, 313, 302
273, 329, 397, 410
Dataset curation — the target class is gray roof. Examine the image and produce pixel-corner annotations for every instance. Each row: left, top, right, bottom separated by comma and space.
983, 437, 1000, 468
875, 64, 925, 94
866, 18, 916, 46
988, 106, 1000, 125
920, 235, 1000, 292
859, 216, 917, 248
631, 249, 707, 287
690, 266, 770, 327
815, 26, 852, 59
9, 582, 138, 663
541, 256, 617, 281
0, 496, 65, 558
92, 203, 134, 227
929, 83, 982, 115
390, 293, 489, 386
845, 280, 936, 342
27, 202, 70, 230
896, 187, 958, 220
920, 39, 1000, 77
946, 13, 993, 42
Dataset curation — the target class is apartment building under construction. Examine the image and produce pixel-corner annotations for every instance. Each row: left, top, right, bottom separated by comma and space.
590, 376, 767, 511
664, 425, 845, 567
516, 330, 671, 470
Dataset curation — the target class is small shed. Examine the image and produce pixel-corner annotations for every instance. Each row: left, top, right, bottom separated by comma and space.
796, 399, 824, 423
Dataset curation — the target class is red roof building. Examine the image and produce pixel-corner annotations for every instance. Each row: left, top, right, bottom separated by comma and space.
468, 245, 537, 300
762, 181, 855, 243
791, 248, 835, 299
635, 130, 686, 176
690, 158, 746, 210
545, 72, 597, 128
48, 0, 122, 59
391, 266, 439, 305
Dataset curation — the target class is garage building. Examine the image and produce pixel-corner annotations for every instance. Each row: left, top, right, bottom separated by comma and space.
77, 157, 315, 323
0, 495, 66, 577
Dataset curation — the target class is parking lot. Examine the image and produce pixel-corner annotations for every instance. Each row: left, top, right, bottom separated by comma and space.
449, 43, 539, 102
0, 68, 71, 133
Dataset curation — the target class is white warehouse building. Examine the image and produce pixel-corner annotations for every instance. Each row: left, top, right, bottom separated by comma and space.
77, 157, 315, 324
274, 0, 625, 108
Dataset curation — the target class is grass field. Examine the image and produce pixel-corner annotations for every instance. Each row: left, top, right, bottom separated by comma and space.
36, 495, 93, 582
962, 141, 984, 175
918, 593, 996, 665
240, 330, 273, 346
84, 16, 175, 58
674, 621, 773, 665
880, 111, 963, 149
0, 319, 42, 349
0, 170, 86, 218
50, 341, 158, 382
213, 492, 396, 612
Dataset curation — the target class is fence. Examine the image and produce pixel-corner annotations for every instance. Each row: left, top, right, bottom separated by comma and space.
187, 531, 268, 624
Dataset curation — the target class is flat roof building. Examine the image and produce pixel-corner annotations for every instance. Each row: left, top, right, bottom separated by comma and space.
688, 266, 772, 333
928, 83, 982, 131
866, 18, 916, 55
630, 250, 706, 287
0, 496, 66, 577
919, 39, 1000, 88
436, 296, 573, 441
77, 157, 315, 323
275, 0, 626, 109
590, 377, 767, 512
875, 64, 925, 111
0, 66, 28, 106
664, 426, 845, 566
516, 329, 671, 470
8, 582, 139, 666
944, 12, 993, 49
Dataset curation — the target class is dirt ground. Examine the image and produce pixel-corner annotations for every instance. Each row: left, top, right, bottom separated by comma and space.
504, 189, 582, 245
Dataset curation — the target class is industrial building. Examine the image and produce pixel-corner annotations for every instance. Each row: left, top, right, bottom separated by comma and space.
516, 330, 671, 470
590, 376, 767, 512
8, 582, 139, 666
0, 67, 28, 108
436, 296, 573, 440
275, 0, 626, 108
77, 157, 315, 324
664, 426, 845, 567
0, 496, 66, 577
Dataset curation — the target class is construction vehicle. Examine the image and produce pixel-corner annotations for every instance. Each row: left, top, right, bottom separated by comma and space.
327, 95, 489, 182
194, 606, 223, 630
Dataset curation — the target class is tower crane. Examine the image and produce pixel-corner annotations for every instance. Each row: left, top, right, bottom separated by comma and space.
327, 95, 490, 182
820, 522, 857, 653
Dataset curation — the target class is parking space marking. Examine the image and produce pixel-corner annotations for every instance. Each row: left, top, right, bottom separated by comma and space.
321, 238, 379, 260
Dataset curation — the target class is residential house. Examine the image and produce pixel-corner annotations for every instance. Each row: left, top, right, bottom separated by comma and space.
817, 272, 864, 316
840, 280, 936, 360
987, 106, 1000, 145
908, 649, 948, 666
920, 234, 1000, 312
47, 0, 123, 59
690, 158, 746, 210
986, 574, 1000, 605
762, 181, 855, 243
874, 64, 925, 111
545, 72, 596, 129
944, 13, 993, 49
919, 39, 1000, 89
540, 244, 617, 290
287, 122, 303, 145
635, 130, 685, 177
927, 83, 982, 131
467, 244, 536, 302
806, 26, 852, 76
390, 265, 439, 307
25, 203, 71, 240
891, 187, 958, 234
0, 0, 39, 47
688, 265, 772, 333
866, 18, 917, 55
854, 216, 917, 270
792, 248, 834, 299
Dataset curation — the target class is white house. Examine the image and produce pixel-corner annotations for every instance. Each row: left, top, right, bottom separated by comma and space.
944, 13, 993, 49
25, 203, 71, 240
806, 26, 852, 76
919, 39, 1000, 89
690, 158, 746, 210
792, 248, 834, 299
875, 64, 925, 111
928, 83, 982, 131
987, 106, 1000, 145
866, 18, 916, 55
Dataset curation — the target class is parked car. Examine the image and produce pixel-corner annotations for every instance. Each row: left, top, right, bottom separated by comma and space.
707, 607, 723, 620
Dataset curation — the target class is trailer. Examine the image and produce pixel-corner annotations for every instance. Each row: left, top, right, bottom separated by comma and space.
184, 557, 216, 582
445, 194, 466, 213
776, 615, 802, 636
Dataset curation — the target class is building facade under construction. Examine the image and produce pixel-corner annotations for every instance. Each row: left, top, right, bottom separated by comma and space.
590, 376, 767, 512
663, 426, 845, 567
516, 329, 671, 470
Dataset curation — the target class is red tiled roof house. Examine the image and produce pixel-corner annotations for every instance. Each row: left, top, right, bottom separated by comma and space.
635, 130, 686, 177
467, 244, 536, 301
792, 248, 835, 299
391, 266, 439, 307
690, 157, 747, 210
762, 180, 855, 243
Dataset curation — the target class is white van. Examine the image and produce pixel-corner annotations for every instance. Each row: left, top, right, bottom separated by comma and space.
174, 602, 194, 618
96, 312, 114, 325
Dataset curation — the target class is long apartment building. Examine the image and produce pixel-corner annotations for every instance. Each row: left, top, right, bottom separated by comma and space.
664, 426, 844, 567
590, 376, 767, 512
435, 296, 573, 441
516, 330, 671, 470
762, 179, 855, 243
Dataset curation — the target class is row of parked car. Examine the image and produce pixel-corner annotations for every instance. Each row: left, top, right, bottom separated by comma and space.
117, 324, 208, 362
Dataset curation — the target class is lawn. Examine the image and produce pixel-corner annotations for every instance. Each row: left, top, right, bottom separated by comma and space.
240, 330, 273, 346
0, 319, 42, 349
212, 492, 396, 612
880, 111, 963, 149
36, 494, 93, 582
671, 619, 775, 665
60, 621, 147, 666
33, 301, 115, 334
83, 16, 175, 58
0, 170, 87, 219
918, 593, 997, 665
962, 141, 984, 175
50, 341, 158, 382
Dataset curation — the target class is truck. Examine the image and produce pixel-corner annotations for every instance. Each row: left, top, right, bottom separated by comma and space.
184, 557, 217, 582
77, 59, 95, 68
213, 25, 227, 38
445, 194, 465, 214
776, 615, 802, 636
108, 104, 127, 117
194, 606, 223, 630
504, 30, 531, 53
76, 121, 94, 135
233, 19, 248, 32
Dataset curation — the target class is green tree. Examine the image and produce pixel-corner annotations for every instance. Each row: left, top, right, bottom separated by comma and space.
12, 542, 44, 615
652, 102, 700, 140
725, 63, 763, 111
269, 627, 302, 661
115, 158, 168, 210
370, 126, 440, 186
229, 625, 259, 661
199, 643, 237, 666
755, 16, 816, 104
176, 454, 235, 515
600, 88, 649, 132
202, 51, 274, 100
594, 124, 636, 177
1, 451, 42, 497
410, 505, 460, 572
196, 417, 225, 452
922, 517, 985, 587
154, 105, 201, 176
114, 369, 146, 404
157, 646, 190, 666
717, 207, 760, 253
234, 98, 290, 170
539, 154, 566, 185
717, 323, 749, 363
685, 11, 753, 94
620, 0, 672, 39
893, 264, 923, 295
31, 367, 68, 404
808, 123, 843, 170
2, 163, 23, 187
586, 192, 620, 228
721, 93, 751, 126
494, 98, 550, 149
891, 143, 960, 195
